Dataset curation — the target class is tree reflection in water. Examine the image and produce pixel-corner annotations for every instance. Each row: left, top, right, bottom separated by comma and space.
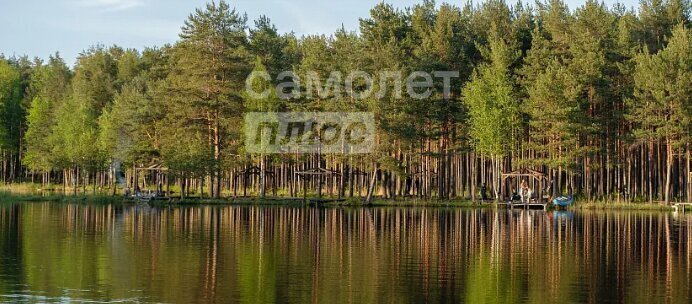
0, 203, 690, 303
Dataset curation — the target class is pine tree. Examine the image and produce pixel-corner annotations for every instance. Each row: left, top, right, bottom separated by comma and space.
165, 0, 252, 197
525, 60, 585, 170
249, 16, 291, 78
3, 0, 691, 202
629, 24, 691, 203
639, 0, 691, 52
244, 58, 280, 197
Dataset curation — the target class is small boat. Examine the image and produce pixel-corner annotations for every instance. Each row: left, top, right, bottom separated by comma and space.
553, 195, 574, 207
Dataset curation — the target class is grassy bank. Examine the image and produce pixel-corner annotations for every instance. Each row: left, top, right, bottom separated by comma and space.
0, 191, 129, 205
2, 187, 688, 212
156, 197, 484, 208
570, 201, 679, 211
328, 198, 485, 208
0, 190, 484, 208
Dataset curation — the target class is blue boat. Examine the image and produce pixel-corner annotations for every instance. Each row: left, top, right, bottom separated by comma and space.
553, 195, 574, 207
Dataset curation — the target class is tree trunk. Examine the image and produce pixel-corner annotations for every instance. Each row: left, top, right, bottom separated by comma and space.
260, 155, 266, 198
664, 138, 673, 204
213, 110, 221, 198
364, 163, 378, 205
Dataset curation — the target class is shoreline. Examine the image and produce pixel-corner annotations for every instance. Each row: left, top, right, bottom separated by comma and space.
1, 190, 685, 211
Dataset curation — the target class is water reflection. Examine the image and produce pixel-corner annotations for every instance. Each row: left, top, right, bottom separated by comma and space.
0, 203, 690, 303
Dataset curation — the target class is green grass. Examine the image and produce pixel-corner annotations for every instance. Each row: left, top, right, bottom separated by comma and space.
152, 196, 483, 208
1, 184, 688, 212
0, 191, 129, 205
571, 201, 677, 211
162, 197, 306, 206
328, 198, 485, 207
0, 188, 485, 208
0, 182, 55, 193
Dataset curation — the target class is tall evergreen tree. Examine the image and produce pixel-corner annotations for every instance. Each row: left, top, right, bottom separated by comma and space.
629, 24, 690, 203
165, 0, 252, 197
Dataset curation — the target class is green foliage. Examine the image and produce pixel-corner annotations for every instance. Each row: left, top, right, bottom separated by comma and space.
249, 16, 294, 77
462, 26, 520, 157
72, 46, 118, 115
525, 60, 586, 169
99, 78, 159, 165
629, 24, 691, 147
639, 0, 691, 52
24, 96, 54, 172
245, 58, 280, 112
0, 60, 22, 151
51, 96, 105, 171
3, 0, 690, 202
23, 55, 71, 173
157, 0, 252, 194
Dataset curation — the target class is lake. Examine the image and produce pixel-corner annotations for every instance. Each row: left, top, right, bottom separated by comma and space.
0, 202, 690, 303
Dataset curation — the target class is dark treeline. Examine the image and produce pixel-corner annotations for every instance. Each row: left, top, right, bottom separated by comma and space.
0, 0, 689, 203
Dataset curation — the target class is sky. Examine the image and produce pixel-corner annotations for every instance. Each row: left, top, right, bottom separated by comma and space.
1, 0, 640, 66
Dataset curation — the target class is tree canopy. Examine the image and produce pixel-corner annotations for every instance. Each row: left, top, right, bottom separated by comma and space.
1, 0, 690, 203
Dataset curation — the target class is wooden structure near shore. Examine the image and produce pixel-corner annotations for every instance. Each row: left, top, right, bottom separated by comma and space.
296, 167, 341, 202
501, 169, 550, 203
133, 162, 170, 197
232, 166, 276, 197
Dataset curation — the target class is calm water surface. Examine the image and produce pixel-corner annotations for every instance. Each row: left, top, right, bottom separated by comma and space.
0, 202, 690, 303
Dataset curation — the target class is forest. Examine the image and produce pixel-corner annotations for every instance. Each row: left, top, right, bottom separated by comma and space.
0, 0, 689, 203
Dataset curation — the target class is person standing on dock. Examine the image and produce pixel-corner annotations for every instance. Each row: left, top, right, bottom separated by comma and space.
520, 180, 531, 204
